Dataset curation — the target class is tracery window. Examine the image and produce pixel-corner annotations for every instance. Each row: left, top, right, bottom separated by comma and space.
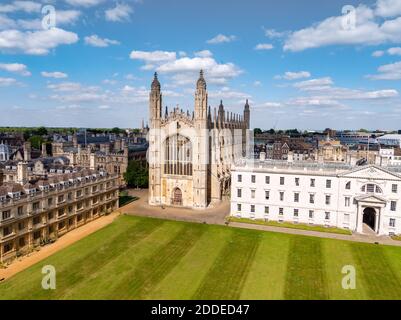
164, 135, 192, 176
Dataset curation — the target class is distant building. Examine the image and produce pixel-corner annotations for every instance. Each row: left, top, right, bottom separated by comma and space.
317, 136, 348, 162
0, 143, 11, 162
52, 137, 128, 186
335, 131, 377, 146
377, 134, 401, 147
266, 141, 289, 160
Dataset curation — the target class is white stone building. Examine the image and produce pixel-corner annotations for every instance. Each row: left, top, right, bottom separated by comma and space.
230, 156, 401, 236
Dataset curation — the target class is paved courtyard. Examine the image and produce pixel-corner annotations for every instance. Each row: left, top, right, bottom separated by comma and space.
121, 189, 229, 225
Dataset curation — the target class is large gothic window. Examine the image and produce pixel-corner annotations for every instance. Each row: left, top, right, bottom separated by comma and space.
164, 135, 192, 176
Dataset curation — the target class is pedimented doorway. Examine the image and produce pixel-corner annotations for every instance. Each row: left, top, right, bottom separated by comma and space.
363, 207, 376, 232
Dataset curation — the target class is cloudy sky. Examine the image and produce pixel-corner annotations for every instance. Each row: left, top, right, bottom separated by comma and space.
0, 0, 401, 130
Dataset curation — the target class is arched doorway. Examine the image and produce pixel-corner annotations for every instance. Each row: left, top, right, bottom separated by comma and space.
363, 207, 376, 231
172, 188, 183, 206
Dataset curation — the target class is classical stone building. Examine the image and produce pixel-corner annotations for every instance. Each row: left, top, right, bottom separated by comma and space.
231, 156, 401, 236
0, 162, 119, 262
148, 71, 251, 209
317, 136, 348, 162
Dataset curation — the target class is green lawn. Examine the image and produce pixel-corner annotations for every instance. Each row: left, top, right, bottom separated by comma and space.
228, 217, 352, 235
1, 215, 401, 300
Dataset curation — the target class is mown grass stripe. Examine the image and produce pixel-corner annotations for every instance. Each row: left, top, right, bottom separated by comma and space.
240, 232, 291, 300
192, 229, 262, 300
7, 216, 163, 300
0, 216, 145, 299
284, 236, 328, 300
61, 221, 185, 299
146, 226, 232, 300
350, 243, 401, 300
321, 239, 370, 300
107, 223, 207, 299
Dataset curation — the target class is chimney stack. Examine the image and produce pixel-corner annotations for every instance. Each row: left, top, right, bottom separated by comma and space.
23, 141, 31, 161
41, 143, 47, 158
17, 162, 28, 185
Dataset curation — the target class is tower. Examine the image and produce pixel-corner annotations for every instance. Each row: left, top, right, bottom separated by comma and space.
244, 99, 250, 129
149, 72, 162, 126
148, 72, 162, 205
193, 70, 209, 208
17, 162, 28, 185
23, 141, 31, 161
194, 70, 208, 124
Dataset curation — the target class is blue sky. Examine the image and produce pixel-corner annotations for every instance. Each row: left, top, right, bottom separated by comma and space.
0, 0, 401, 130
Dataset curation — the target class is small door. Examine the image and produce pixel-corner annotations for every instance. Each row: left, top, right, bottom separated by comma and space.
173, 188, 183, 206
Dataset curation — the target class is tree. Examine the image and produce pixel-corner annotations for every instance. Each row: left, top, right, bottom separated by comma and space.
28, 135, 44, 149
124, 161, 148, 188
36, 127, 48, 136
253, 128, 262, 135
111, 127, 122, 135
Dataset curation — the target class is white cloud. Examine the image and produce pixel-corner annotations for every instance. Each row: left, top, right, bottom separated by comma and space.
367, 61, 401, 80
102, 79, 117, 85
41, 71, 68, 79
276, 71, 311, 80
0, 63, 30, 76
0, 1, 41, 13
372, 50, 385, 57
0, 28, 78, 55
284, 5, 401, 52
294, 77, 334, 90
0, 77, 16, 86
293, 76, 398, 100
130, 50, 242, 85
105, 3, 133, 22
264, 28, 287, 39
375, 0, 401, 17
194, 50, 213, 58
124, 74, 137, 80
13, 10, 81, 30
56, 10, 82, 26
206, 34, 236, 44
130, 50, 176, 63
0, 14, 17, 29
388, 47, 401, 55
209, 87, 251, 101
84, 34, 120, 47
47, 82, 82, 92
157, 57, 242, 85
253, 81, 262, 87
254, 43, 274, 50
65, 0, 104, 7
